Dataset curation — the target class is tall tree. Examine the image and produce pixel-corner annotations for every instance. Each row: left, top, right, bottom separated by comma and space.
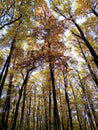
52, 0, 98, 68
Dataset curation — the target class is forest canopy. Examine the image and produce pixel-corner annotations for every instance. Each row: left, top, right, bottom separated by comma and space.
0, 0, 98, 130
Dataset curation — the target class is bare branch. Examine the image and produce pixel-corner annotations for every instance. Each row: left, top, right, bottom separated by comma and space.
0, 14, 22, 30
71, 31, 82, 39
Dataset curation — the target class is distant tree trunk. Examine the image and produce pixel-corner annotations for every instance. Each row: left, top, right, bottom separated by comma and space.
66, 110, 70, 130
48, 85, 51, 130
0, 36, 16, 98
36, 114, 39, 130
11, 70, 29, 130
59, 84, 65, 130
39, 113, 42, 130
26, 96, 31, 130
77, 71, 96, 130
85, 86, 98, 128
0, 74, 13, 130
19, 85, 26, 130
63, 68, 73, 130
33, 86, 37, 130
78, 40, 98, 87
70, 83, 82, 130
36, 98, 40, 130
84, 104, 95, 130
42, 86, 48, 130
89, 99, 98, 128
83, 110, 88, 130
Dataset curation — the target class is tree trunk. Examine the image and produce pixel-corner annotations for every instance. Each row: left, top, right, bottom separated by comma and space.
0, 37, 16, 98
77, 71, 96, 130
0, 74, 13, 130
26, 96, 31, 130
63, 70, 73, 130
42, 87, 48, 130
11, 70, 29, 130
19, 85, 26, 130
92, 8, 98, 18
33, 86, 37, 130
72, 20, 98, 68
71, 83, 82, 130
78, 40, 98, 87
48, 85, 51, 130
49, 65, 61, 130
59, 82, 65, 130
85, 86, 98, 128
36, 98, 40, 130
47, 42, 61, 130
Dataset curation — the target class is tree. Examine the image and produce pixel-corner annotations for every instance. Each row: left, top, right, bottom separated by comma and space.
0, 0, 98, 130
52, 0, 98, 68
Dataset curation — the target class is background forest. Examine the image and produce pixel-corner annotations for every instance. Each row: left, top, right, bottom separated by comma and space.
0, 0, 98, 130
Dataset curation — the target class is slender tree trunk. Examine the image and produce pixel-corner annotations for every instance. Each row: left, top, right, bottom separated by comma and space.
26, 96, 31, 130
85, 86, 98, 128
19, 85, 26, 130
39, 114, 42, 130
47, 42, 60, 130
77, 71, 96, 130
70, 84, 82, 130
48, 85, 51, 130
58, 82, 65, 130
11, 70, 29, 130
89, 99, 98, 128
84, 104, 95, 130
0, 37, 16, 98
36, 98, 40, 130
78, 40, 98, 87
83, 110, 88, 130
66, 110, 70, 130
49, 65, 61, 130
42, 87, 48, 130
0, 56, 10, 82
92, 8, 98, 17
72, 20, 98, 68
63, 70, 73, 130
33, 86, 37, 130
0, 74, 13, 130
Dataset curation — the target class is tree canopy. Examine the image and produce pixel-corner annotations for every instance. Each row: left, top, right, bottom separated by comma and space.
0, 0, 98, 130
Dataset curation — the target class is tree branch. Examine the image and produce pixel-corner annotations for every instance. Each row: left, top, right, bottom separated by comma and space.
0, 14, 22, 30
71, 31, 82, 39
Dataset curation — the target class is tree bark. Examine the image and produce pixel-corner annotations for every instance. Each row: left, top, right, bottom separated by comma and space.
11, 70, 29, 130
47, 42, 61, 130
92, 8, 98, 18
42, 86, 48, 130
26, 96, 31, 130
0, 37, 16, 98
72, 20, 98, 68
78, 40, 98, 87
19, 85, 26, 130
48, 85, 51, 130
71, 84, 82, 130
49, 65, 61, 130
0, 74, 13, 130
63, 70, 73, 130
77, 71, 96, 130
59, 83, 65, 130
